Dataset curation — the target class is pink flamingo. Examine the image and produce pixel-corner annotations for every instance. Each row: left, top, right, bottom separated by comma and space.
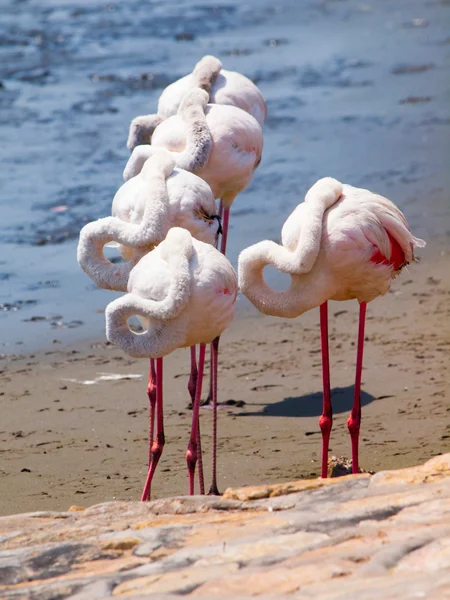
238, 177, 425, 477
127, 55, 266, 149
77, 149, 221, 490
78, 149, 219, 291
105, 228, 237, 499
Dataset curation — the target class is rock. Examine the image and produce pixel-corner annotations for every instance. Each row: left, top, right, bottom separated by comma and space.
370, 453, 450, 487
0, 454, 449, 598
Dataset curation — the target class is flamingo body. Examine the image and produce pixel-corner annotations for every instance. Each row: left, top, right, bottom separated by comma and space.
127, 56, 266, 151
78, 149, 220, 292
112, 166, 219, 256
158, 68, 267, 127
151, 103, 263, 207
106, 228, 237, 358
239, 178, 425, 316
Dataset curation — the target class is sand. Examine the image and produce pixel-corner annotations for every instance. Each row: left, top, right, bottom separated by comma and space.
1, 248, 448, 516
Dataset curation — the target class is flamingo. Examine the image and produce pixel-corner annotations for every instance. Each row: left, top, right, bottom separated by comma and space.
238, 177, 425, 478
77, 148, 221, 490
77, 148, 220, 291
105, 227, 237, 499
125, 89, 264, 494
127, 55, 266, 149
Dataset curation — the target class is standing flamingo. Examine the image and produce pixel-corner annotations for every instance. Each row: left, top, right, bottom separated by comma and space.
105, 227, 237, 499
127, 55, 266, 149
238, 177, 425, 478
77, 148, 221, 488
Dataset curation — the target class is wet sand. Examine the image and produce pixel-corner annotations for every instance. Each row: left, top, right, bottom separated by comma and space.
1, 248, 448, 516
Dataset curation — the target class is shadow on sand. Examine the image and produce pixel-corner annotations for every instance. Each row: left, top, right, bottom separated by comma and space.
241, 386, 375, 419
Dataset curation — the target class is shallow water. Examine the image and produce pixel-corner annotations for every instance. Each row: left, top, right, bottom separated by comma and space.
1, 0, 449, 352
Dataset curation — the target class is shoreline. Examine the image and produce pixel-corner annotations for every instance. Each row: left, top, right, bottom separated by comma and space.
1, 248, 448, 517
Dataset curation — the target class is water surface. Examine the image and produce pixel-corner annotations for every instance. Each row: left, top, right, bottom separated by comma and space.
1, 0, 449, 352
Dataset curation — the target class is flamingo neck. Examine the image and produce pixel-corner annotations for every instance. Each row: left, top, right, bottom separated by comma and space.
238, 241, 328, 319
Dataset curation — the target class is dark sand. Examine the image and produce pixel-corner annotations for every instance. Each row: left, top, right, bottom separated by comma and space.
1, 249, 448, 516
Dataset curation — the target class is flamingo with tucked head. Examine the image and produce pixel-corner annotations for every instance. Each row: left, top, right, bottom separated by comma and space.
238, 177, 425, 478
78, 148, 220, 291
127, 55, 266, 149
105, 228, 237, 499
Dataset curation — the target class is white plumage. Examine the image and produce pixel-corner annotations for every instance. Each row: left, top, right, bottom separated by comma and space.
77, 148, 220, 292
106, 227, 237, 358
239, 177, 425, 317
126, 97, 263, 210
127, 55, 266, 149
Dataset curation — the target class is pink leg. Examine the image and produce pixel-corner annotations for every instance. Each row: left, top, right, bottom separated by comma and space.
347, 301, 367, 474
197, 203, 229, 491
186, 343, 206, 495
318, 302, 332, 478
188, 346, 205, 494
188, 346, 198, 406
220, 207, 230, 255
141, 358, 164, 501
196, 408, 205, 495
147, 358, 157, 467
200, 201, 226, 406
208, 336, 220, 495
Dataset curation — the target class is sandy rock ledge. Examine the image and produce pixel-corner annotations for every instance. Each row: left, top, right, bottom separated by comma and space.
1, 454, 450, 599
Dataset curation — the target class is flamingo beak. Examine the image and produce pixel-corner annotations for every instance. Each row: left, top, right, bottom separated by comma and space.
213, 214, 223, 236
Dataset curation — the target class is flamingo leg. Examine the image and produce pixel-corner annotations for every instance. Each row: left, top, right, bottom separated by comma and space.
220, 207, 230, 255
200, 201, 225, 407
188, 346, 198, 406
198, 203, 229, 491
348, 301, 367, 474
188, 346, 205, 494
147, 358, 157, 467
208, 335, 220, 495
186, 343, 206, 495
318, 302, 332, 478
196, 392, 205, 495
141, 358, 164, 501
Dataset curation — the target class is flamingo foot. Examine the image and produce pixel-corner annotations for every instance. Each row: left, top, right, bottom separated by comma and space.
208, 483, 220, 496
141, 431, 165, 501
347, 412, 361, 474
319, 415, 332, 478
